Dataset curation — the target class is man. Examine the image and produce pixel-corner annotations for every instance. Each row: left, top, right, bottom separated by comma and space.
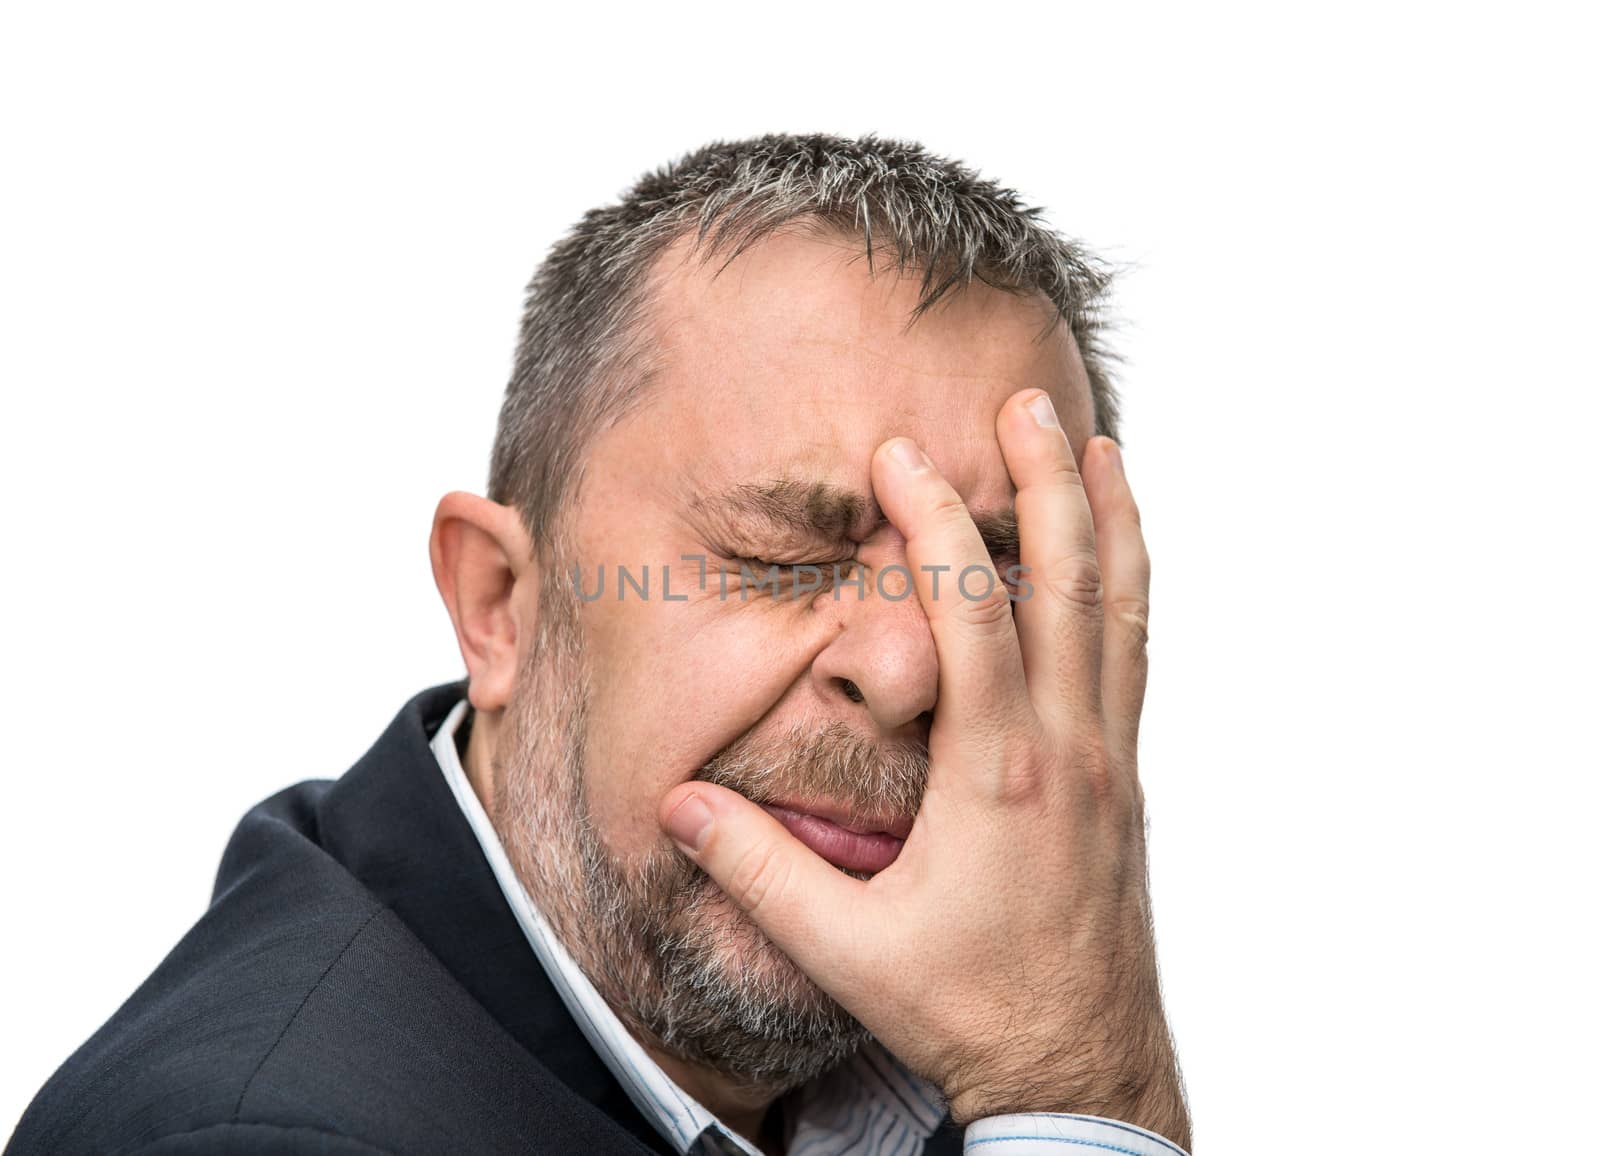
8, 134, 1190, 1155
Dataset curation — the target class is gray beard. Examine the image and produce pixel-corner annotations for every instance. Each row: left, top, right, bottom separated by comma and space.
488, 576, 926, 1096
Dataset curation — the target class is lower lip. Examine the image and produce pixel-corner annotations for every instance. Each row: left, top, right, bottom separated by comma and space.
760, 805, 905, 874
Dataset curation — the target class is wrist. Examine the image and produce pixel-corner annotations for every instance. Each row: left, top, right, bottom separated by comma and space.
944, 1046, 1190, 1151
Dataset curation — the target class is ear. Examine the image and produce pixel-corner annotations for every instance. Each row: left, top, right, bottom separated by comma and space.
429, 492, 538, 714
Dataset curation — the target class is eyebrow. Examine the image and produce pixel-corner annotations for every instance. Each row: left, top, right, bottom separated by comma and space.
694, 479, 870, 542
693, 478, 1019, 557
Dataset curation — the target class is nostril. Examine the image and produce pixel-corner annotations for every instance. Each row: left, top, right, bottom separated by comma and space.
839, 679, 865, 704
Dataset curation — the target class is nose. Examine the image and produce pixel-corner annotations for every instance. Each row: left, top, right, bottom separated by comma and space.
810, 570, 939, 736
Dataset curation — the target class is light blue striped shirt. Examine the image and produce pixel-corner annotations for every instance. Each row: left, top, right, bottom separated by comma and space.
432, 700, 1188, 1156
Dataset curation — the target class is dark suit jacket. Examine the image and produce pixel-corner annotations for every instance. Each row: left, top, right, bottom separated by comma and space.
7, 683, 963, 1155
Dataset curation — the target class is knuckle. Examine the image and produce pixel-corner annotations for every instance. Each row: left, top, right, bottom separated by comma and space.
726, 839, 790, 915
1107, 596, 1151, 650
1043, 549, 1104, 608
990, 743, 1055, 806
1070, 738, 1121, 806
957, 580, 1015, 631
927, 491, 975, 533
1043, 454, 1087, 489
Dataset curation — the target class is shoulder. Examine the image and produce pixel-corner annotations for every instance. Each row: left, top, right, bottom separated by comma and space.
7, 780, 381, 1153
7, 782, 646, 1155
121, 1122, 394, 1155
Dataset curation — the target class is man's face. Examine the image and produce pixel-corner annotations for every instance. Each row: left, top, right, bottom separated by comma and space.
492, 229, 1095, 1088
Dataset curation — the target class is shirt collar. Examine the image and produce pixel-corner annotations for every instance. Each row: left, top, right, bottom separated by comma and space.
430, 698, 946, 1156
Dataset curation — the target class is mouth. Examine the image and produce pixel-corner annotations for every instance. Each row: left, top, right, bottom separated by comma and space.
758, 800, 912, 874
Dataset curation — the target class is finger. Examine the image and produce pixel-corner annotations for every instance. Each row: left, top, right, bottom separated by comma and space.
995, 390, 1105, 728
658, 782, 867, 997
871, 438, 1035, 751
1082, 436, 1151, 756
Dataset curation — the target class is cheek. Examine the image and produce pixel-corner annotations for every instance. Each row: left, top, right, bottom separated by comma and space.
575, 594, 831, 857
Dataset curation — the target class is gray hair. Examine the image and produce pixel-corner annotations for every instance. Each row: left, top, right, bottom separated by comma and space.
488, 132, 1120, 549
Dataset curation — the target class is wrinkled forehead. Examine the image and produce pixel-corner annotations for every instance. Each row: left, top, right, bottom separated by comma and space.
609, 228, 1094, 517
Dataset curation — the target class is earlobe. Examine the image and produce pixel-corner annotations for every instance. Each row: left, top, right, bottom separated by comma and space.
429, 492, 538, 714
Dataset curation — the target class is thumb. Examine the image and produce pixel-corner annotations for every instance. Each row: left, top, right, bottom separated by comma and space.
659, 783, 864, 985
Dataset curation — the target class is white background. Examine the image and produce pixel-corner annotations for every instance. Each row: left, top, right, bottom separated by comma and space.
2, 4, 1595, 1152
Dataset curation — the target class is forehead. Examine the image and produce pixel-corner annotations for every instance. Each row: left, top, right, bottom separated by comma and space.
601, 228, 1093, 517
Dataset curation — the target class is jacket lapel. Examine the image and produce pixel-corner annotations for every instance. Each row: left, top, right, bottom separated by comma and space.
315, 682, 675, 1155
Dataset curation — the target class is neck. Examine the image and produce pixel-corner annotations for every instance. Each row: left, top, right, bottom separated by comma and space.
643, 1043, 786, 1153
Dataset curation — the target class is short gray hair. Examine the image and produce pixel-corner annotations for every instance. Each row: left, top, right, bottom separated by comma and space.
488, 132, 1120, 548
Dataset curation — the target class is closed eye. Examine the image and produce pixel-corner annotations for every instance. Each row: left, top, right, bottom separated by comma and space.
723, 557, 862, 601
735, 556, 859, 575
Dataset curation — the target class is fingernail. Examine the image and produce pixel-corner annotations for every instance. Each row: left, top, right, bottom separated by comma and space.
1025, 393, 1060, 430
664, 793, 714, 852
1104, 439, 1125, 477
889, 439, 929, 473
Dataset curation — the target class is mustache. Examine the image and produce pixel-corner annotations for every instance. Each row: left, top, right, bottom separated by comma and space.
694, 721, 929, 832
